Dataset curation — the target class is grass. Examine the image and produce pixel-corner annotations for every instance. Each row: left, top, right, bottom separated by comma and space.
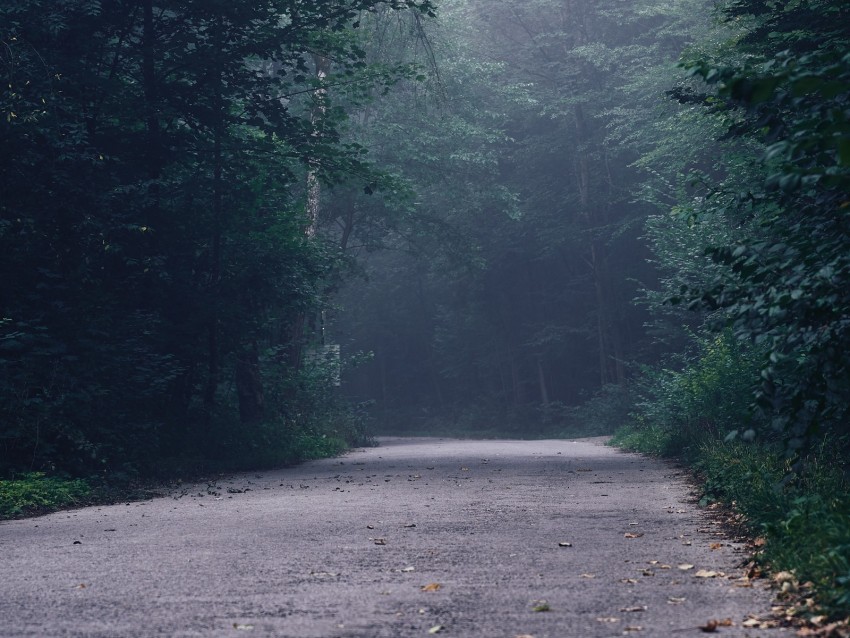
612, 425, 850, 617
0, 473, 91, 519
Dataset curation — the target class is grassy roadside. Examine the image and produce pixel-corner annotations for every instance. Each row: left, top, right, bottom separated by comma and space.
0, 430, 353, 522
611, 424, 850, 622
0, 473, 91, 519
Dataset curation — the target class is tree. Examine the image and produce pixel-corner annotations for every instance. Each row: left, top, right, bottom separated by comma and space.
679, 0, 850, 452
0, 0, 436, 475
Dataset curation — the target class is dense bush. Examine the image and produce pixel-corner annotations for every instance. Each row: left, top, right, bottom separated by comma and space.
625, 332, 766, 453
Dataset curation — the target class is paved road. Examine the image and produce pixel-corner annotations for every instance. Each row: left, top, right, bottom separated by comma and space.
1, 438, 786, 637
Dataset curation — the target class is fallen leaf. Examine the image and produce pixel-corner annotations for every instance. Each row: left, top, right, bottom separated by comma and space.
233, 624, 254, 631
310, 571, 339, 578
773, 571, 796, 584
668, 597, 686, 605
710, 543, 723, 550
404, 523, 417, 528
700, 620, 718, 633
532, 602, 551, 612
624, 533, 644, 539
401, 566, 415, 573
73, 583, 87, 589
515, 635, 535, 638
700, 619, 733, 633
623, 626, 643, 632
641, 569, 654, 577
694, 570, 720, 578
596, 617, 620, 623
742, 618, 761, 628
620, 578, 639, 584
558, 542, 573, 547
428, 625, 444, 634
374, 538, 387, 545
580, 573, 595, 579
421, 583, 442, 592
620, 606, 647, 613
678, 564, 695, 571
753, 537, 766, 547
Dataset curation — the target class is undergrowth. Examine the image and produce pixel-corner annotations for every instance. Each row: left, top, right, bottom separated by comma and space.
608, 331, 850, 618
0, 473, 91, 519
615, 428, 850, 616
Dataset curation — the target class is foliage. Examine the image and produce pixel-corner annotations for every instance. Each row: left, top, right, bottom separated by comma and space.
633, 331, 766, 445
672, 0, 850, 453
336, 0, 706, 426
615, 415, 850, 615
624, 431, 850, 617
0, 472, 90, 519
0, 0, 436, 477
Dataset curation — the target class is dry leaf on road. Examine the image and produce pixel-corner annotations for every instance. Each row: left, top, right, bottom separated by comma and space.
699, 618, 733, 632
421, 583, 442, 592
694, 569, 722, 578
624, 532, 644, 538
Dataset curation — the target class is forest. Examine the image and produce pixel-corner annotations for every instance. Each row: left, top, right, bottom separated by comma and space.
1, 0, 849, 618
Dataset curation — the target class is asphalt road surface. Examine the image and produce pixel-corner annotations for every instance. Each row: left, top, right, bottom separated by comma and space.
0, 437, 788, 637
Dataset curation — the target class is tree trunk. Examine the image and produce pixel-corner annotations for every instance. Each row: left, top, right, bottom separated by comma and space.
203, 16, 224, 417
306, 54, 330, 237
142, 0, 161, 182
536, 355, 549, 407
236, 344, 265, 424
574, 102, 625, 386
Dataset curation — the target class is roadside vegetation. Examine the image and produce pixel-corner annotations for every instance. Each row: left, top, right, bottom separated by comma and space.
605, 0, 850, 621
0, 473, 90, 519
610, 341, 850, 619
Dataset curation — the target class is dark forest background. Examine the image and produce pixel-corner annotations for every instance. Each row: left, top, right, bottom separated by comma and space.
1, 0, 848, 481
